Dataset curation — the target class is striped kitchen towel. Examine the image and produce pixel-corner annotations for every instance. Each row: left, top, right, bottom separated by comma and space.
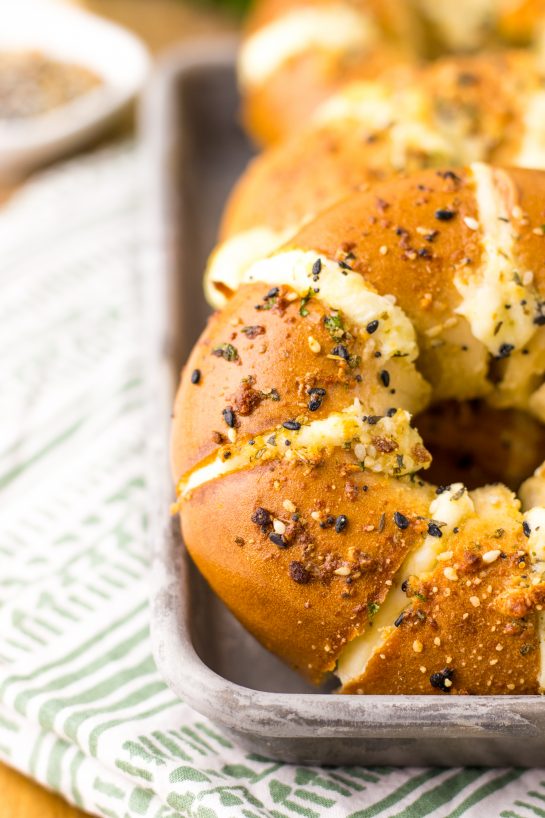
0, 143, 544, 818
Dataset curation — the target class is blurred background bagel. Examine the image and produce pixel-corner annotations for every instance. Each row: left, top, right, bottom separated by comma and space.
239, 0, 545, 146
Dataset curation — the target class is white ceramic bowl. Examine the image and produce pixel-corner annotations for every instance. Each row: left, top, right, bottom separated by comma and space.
0, 0, 151, 179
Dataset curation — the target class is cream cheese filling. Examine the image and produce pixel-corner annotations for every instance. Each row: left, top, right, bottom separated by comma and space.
205, 227, 296, 310
178, 401, 429, 500
336, 483, 474, 685
238, 5, 378, 88
455, 163, 540, 357
516, 91, 545, 170
230, 250, 419, 361
521, 506, 545, 691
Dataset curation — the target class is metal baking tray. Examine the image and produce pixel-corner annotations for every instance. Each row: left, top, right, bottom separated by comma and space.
142, 39, 545, 766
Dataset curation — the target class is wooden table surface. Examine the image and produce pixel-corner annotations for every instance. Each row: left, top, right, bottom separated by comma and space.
1, 2, 234, 815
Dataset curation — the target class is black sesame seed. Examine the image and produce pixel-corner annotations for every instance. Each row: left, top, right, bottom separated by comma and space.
191, 369, 201, 384
289, 561, 311, 584
265, 287, 279, 300
394, 611, 405, 627
430, 667, 454, 693
312, 258, 322, 276
332, 344, 349, 360
308, 396, 323, 412
269, 532, 287, 548
386, 407, 397, 417
401, 579, 409, 592
308, 387, 327, 396
367, 415, 382, 425
379, 370, 390, 387
534, 314, 545, 326
335, 515, 348, 533
338, 260, 352, 270
435, 208, 456, 221
496, 343, 515, 359
393, 511, 409, 530
523, 520, 531, 538
283, 420, 301, 431
366, 319, 379, 334
427, 523, 443, 538
222, 407, 236, 428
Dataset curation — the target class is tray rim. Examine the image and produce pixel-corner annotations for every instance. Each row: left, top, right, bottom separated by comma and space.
141, 40, 545, 747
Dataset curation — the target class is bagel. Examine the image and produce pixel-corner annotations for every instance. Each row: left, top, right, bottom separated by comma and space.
207, 50, 545, 312
172, 165, 545, 694
239, 0, 545, 146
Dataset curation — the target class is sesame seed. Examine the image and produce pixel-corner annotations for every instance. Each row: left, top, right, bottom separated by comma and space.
273, 519, 286, 535
354, 443, 366, 461
379, 370, 390, 387
283, 420, 301, 431
444, 567, 458, 581
312, 258, 322, 276
413, 640, 423, 653
393, 511, 409, 530
482, 549, 501, 564
435, 208, 456, 221
379, 245, 388, 255
496, 343, 515, 359
469, 596, 480, 607
308, 335, 321, 353
191, 369, 201, 384
523, 520, 531, 537
269, 532, 287, 548
227, 428, 237, 443
335, 515, 348, 533
366, 319, 379, 334
334, 565, 351, 576
283, 499, 296, 513
463, 216, 479, 230
222, 407, 236, 428
427, 523, 443, 538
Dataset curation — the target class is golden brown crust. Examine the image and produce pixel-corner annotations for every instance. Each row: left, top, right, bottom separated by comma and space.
226, 51, 542, 240
343, 511, 542, 695
180, 455, 435, 683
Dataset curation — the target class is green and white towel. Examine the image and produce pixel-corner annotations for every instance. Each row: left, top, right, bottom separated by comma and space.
1, 145, 544, 818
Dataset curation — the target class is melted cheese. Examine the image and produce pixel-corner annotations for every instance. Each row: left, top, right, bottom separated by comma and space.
336, 484, 474, 684
516, 91, 545, 170
413, 0, 495, 50
205, 227, 293, 309
240, 250, 419, 361
455, 163, 540, 356
488, 329, 545, 418
238, 5, 377, 88
315, 81, 397, 128
178, 402, 430, 499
